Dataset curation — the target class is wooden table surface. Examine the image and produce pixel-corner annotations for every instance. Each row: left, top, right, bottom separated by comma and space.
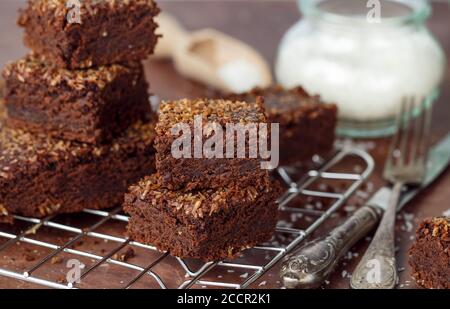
0, 0, 449, 289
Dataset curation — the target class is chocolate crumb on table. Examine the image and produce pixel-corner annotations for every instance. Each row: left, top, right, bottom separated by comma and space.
155, 98, 271, 190
124, 174, 282, 262
22, 252, 36, 262
2, 54, 151, 145
113, 247, 135, 262
228, 86, 338, 165
18, 0, 161, 69
409, 217, 450, 289
0, 103, 157, 218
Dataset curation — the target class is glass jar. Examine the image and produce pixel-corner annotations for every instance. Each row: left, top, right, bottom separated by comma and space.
276, 0, 446, 137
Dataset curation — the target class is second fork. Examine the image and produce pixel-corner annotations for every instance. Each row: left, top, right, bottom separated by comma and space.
350, 97, 432, 289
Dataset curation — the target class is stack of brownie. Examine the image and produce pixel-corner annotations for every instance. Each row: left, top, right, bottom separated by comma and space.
0, 0, 160, 220
124, 98, 281, 262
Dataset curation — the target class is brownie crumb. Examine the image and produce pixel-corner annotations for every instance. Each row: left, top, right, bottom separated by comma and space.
22, 252, 35, 262
113, 247, 135, 262
75, 240, 84, 248
24, 223, 43, 235
51, 256, 63, 265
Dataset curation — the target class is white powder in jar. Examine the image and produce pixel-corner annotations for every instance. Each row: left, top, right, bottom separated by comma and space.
275, 19, 445, 121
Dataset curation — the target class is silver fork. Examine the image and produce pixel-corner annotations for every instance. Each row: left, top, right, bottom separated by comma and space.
350, 97, 432, 289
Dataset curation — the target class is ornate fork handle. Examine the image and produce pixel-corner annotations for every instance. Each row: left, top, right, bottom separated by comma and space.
350, 182, 403, 289
280, 204, 383, 289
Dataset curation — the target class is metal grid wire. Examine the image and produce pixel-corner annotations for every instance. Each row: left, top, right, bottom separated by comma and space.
0, 147, 374, 289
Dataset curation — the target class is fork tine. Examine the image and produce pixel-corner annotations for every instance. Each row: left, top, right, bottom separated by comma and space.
386, 98, 407, 169
420, 98, 433, 165
398, 97, 414, 166
411, 98, 423, 164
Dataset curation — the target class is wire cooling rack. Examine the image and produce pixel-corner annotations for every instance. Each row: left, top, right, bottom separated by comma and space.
0, 147, 374, 289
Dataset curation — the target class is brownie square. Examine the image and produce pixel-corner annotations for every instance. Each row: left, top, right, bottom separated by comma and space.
124, 174, 281, 262
0, 104, 156, 218
2, 54, 151, 145
229, 86, 338, 165
18, 0, 160, 69
409, 217, 450, 289
155, 98, 271, 190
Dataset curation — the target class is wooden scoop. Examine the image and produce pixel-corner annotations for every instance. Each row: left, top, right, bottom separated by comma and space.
153, 12, 272, 93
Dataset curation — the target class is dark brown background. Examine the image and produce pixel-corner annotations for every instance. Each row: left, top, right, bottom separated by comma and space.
0, 0, 449, 289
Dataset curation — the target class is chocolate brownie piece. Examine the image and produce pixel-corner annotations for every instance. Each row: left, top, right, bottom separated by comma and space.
2, 54, 151, 145
124, 174, 281, 262
155, 98, 271, 190
18, 0, 160, 69
229, 86, 338, 165
409, 217, 450, 289
0, 104, 156, 218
